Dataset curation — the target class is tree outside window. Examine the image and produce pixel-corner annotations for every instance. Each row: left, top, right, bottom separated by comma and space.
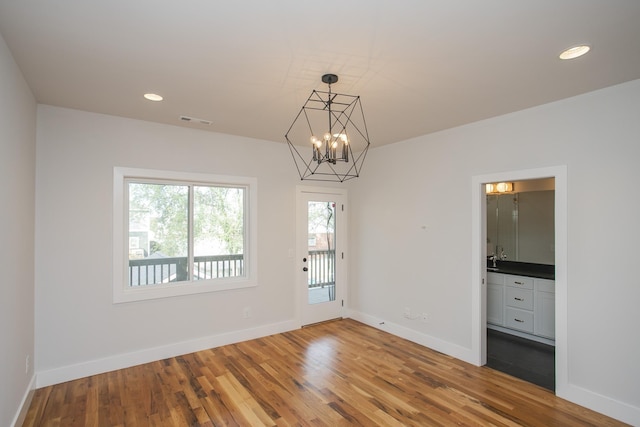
127, 181, 246, 286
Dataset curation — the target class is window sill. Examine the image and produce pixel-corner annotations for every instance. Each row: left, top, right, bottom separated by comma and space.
113, 278, 258, 303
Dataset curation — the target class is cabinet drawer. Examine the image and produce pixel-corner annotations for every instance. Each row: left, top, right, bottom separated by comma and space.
505, 307, 534, 333
505, 287, 533, 310
505, 275, 533, 290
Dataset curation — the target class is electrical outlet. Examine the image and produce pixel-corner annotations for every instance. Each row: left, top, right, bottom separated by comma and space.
403, 307, 411, 319
421, 312, 429, 323
25, 355, 30, 374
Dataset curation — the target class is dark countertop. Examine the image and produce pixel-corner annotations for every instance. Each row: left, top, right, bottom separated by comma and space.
486, 260, 555, 280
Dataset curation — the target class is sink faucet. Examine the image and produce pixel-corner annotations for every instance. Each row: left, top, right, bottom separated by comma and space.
490, 254, 498, 267
489, 251, 507, 268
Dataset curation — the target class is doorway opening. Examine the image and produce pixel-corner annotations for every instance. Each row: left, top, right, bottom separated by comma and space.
486, 177, 555, 390
471, 165, 567, 395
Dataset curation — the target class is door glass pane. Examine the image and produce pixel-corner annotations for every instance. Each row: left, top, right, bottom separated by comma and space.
307, 201, 336, 304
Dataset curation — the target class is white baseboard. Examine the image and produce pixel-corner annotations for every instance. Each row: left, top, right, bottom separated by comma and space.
487, 324, 555, 346
347, 310, 475, 364
36, 319, 298, 388
348, 309, 639, 426
557, 383, 640, 426
11, 374, 35, 427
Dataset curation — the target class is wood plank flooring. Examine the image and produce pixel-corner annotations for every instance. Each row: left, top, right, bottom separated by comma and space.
23, 319, 627, 426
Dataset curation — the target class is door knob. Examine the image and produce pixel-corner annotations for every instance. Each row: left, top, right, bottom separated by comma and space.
302, 257, 307, 262
303, 267, 308, 272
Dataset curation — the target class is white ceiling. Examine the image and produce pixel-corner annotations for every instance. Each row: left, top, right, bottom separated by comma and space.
1, 0, 639, 147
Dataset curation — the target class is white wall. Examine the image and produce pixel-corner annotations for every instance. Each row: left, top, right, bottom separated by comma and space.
0, 34, 37, 426
35, 106, 307, 384
349, 79, 640, 424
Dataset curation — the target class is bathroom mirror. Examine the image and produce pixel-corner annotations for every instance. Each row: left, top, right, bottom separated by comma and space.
486, 178, 555, 265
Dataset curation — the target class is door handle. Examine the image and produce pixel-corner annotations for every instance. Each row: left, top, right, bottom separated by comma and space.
303, 257, 307, 262
303, 267, 308, 272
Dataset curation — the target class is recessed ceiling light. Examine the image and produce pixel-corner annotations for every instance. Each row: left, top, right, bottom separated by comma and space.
559, 45, 591, 60
144, 93, 163, 101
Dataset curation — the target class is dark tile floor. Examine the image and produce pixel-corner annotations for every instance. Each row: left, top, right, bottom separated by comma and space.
486, 328, 555, 391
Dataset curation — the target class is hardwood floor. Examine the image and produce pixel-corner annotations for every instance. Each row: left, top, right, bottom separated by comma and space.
24, 319, 627, 426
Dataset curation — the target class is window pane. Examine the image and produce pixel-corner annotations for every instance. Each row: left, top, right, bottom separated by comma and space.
128, 182, 188, 286
193, 185, 245, 280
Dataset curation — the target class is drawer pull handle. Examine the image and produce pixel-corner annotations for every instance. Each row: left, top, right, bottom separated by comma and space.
514, 318, 524, 323
514, 297, 524, 301
514, 281, 524, 285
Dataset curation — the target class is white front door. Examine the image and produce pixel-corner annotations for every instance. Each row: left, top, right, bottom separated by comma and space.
296, 187, 347, 326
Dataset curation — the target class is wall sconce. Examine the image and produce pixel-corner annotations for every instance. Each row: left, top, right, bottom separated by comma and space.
486, 182, 514, 194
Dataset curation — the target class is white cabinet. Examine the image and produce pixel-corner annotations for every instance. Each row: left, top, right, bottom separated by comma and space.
505, 307, 534, 333
487, 272, 554, 342
504, 275, 535, 334
534, 279, 555, 339
487, 273, 504, 326
505, 275, 534, 290
505, 286, 534, 311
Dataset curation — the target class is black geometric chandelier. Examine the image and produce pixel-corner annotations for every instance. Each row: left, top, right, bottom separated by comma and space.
285, 74, 370, 182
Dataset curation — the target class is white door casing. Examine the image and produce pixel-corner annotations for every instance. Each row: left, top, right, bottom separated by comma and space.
296, 186, 347, 326
471, 165, 567, 395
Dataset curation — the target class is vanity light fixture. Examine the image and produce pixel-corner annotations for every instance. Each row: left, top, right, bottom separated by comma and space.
559, 45, 591, 60
486, 182, 514, 194
285, 74, 371, 182
143, 93, 163, 101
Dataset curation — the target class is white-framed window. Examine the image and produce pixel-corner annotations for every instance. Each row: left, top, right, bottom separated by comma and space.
113, 167, 257, 303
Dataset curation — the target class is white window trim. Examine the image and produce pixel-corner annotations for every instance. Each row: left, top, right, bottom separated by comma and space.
113, 167, 258, 303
